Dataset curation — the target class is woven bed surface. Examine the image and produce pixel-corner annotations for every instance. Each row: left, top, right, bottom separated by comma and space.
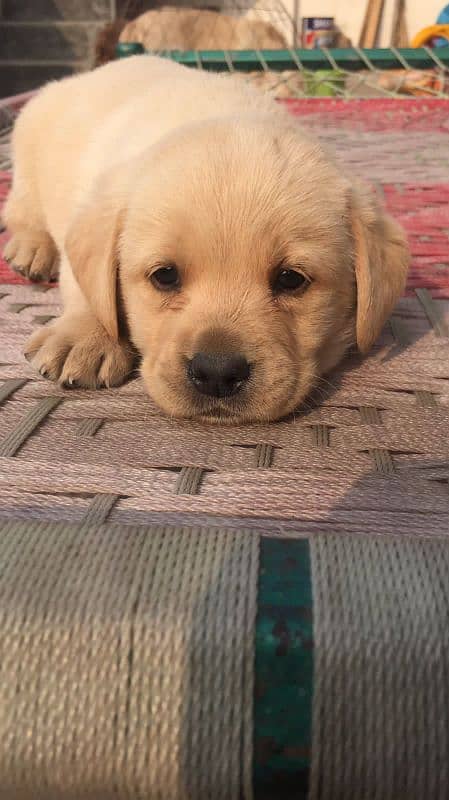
1, 98, 449, 536
1, 521, 448, 799
309, 531, 449, 800
0, 519, 258, 799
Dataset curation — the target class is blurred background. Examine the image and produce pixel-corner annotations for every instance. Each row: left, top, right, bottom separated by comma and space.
0, 1, 447, 97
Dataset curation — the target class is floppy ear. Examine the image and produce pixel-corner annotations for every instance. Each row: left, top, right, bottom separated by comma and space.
351, 187, 409, 353
65, 184, 124, 341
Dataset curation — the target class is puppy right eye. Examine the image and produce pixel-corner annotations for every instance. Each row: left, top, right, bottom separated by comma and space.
150, 265, 181, 291
272, 267, 310, 294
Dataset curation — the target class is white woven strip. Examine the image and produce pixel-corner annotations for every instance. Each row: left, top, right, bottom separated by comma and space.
0, 520, 259, 800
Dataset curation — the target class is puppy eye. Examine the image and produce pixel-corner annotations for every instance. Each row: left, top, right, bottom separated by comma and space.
150, 265, 180, 291
272, 267, 310, 294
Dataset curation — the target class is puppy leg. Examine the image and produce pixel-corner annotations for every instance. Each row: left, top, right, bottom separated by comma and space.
3, 169, 59, 283
3, 113, 58, 281
25, 258, 135, 388
3, 228, 59, 283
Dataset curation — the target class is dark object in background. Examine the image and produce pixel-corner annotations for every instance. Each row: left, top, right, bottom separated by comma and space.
94, 17, 126, 66
94, 0, 149, 67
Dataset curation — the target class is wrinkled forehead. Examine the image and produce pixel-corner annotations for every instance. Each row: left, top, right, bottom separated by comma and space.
123, 124, 350, 275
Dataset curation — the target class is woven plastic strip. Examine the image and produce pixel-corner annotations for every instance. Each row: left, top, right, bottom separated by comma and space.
0, 520, 259, 800
0, 377, 27, 406
309, 532, 449, 800
0, 396, 61, 457
1, 521, 449, 797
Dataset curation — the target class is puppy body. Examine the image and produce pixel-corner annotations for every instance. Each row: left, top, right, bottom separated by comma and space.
7, 57, 278, 255
119, 7, 287, 50
4, 56, 409, 423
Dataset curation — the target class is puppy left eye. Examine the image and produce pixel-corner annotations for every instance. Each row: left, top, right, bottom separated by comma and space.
272, 268, 310, 294
150, 265, 180, 291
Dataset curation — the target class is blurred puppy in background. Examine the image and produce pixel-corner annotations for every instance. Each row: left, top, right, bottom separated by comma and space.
94, 6, 287, 66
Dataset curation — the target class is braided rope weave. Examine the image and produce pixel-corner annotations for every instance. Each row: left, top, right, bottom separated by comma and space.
1, 521, 449, 797
0, 520, 259, 800
310, 533, 449, 800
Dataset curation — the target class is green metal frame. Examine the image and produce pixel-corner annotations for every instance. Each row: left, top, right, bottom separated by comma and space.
116, 44, 449, 72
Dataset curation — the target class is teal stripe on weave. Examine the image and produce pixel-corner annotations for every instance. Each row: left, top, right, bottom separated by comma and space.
253, 538, 313, 799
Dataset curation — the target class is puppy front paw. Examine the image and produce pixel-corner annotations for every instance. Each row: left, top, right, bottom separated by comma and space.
25, 315, 135, 388
3, 231, 59, 283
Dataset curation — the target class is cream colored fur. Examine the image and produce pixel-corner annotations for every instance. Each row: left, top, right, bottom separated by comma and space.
3, 56, 409, 423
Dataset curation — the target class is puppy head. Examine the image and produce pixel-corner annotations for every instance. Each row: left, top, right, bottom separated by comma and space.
66, 116, 409, 423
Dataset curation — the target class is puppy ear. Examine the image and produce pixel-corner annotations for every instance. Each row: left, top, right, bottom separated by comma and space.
351, 186, 409, 353
65, 184, 124, 341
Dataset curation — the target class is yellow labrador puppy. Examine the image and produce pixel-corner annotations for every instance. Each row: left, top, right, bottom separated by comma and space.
3, 56, 409, 424
118, 7, 287, 50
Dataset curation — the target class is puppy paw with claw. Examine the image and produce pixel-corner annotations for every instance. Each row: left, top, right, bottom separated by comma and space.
25, 314, 135, 388
3, 231, 59, 283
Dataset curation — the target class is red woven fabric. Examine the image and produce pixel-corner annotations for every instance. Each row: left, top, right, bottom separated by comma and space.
285, 98, 449, 132
385, 183, 449, 299
1, 99, 449, 296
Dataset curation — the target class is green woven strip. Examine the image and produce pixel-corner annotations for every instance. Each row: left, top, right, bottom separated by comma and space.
254, 538, 313, 799
255, 443, 274, 468
0, 396, 61, 457
415, 288, 449, 337
116, 44, 449, 72
82, 493, 120, 525
0, 378, 27, 406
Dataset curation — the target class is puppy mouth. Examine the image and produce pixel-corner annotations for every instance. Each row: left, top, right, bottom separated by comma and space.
196, 407, 240, 423
181, 378, 300, 424
187, 391, 249, 422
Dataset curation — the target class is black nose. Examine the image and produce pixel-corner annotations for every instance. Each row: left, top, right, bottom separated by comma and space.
188, 352, 250, 398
